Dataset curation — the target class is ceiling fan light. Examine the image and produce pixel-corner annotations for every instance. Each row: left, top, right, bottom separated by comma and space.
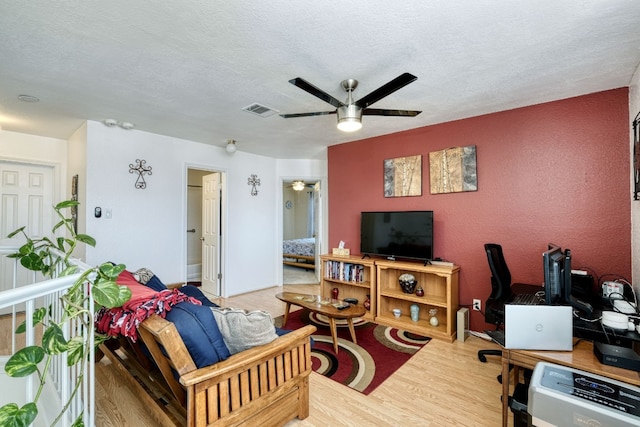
292, 180, 305, 191
337, 118, 362, 132
336, 105, 362, 132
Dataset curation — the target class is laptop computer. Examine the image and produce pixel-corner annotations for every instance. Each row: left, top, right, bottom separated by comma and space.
504, 305, 573, 350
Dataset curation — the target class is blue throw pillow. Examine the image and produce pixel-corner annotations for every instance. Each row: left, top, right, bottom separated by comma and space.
145, 274, 168, 292
165, 302, 230, 367
178, 285, 219, 307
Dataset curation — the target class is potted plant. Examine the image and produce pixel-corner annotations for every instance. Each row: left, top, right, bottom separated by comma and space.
0, 200, 131, 427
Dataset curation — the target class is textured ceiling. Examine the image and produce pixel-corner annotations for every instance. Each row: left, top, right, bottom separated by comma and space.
1, 1, 639, 159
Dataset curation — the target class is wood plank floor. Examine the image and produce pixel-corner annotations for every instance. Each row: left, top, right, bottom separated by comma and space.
95, 283, 511, 426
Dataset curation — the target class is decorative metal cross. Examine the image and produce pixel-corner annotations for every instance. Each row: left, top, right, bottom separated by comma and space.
129, 159, 152, 189
247, 174, 261, 196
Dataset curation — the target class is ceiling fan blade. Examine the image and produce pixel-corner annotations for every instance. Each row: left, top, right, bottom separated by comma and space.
355, 73, 418, 109
279, 111, 336, 118
363, 108, 422, 117
288, 78, 345, 108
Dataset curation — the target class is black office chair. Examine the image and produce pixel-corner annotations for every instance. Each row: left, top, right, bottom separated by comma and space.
477, 243, 540, 381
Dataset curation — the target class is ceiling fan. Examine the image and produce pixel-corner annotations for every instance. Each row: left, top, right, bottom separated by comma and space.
286, 180, 313, 191
280, 72, 421, 132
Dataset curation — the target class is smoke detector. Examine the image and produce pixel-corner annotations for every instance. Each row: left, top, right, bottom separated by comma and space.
103, 118, 119, 127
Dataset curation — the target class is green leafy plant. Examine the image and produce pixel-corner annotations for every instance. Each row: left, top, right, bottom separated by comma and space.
0, 200, 131, 427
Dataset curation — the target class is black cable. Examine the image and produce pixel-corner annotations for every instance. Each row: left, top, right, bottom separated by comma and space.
599, 320, 611, 344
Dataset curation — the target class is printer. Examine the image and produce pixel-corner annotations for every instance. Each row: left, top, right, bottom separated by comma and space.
529, 362, 640, 427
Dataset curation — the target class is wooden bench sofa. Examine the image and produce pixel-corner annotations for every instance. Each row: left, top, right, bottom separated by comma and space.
100, 315, 316, 427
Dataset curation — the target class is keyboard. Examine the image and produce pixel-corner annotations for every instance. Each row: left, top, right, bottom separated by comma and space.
510, 293, 541, 305
486, 330, 505, 346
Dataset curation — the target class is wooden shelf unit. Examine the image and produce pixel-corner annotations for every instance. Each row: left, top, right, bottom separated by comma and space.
375, 260, 460, 342
320, 255, 376, 321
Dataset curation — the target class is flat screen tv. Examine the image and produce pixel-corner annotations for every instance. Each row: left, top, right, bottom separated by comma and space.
360, 211, 434, 261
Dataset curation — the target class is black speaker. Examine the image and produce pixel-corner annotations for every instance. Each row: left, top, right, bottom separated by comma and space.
571, 273, 595, 304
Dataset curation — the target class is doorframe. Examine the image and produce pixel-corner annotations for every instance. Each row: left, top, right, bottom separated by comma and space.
279, 176, 327, 284
184, 163, 227, 297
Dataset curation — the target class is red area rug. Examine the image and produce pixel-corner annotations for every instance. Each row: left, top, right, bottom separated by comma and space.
275, 308, 430, 395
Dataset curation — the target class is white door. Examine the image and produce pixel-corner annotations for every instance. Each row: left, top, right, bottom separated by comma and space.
201, 173, 220, 296
1, 161, 54, 293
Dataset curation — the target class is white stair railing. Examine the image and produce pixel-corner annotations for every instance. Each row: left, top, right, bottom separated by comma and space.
0, 248, 94, 427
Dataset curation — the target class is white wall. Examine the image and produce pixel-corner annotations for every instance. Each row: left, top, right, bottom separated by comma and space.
83, 121, 321, 296
0, 123, 328, 297
0, 130, 67, 164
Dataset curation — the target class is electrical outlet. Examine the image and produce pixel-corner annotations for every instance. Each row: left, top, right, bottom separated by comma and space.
473, 299, 481, 311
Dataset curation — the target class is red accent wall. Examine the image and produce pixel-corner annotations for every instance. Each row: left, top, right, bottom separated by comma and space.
327, 89, 631, 330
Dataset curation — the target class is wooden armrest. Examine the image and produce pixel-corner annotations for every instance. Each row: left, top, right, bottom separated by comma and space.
129, 314, 316, 425
180, 324, 316, 386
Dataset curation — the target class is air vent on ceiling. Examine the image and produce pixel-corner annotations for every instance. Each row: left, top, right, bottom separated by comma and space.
242, 103, 279, 117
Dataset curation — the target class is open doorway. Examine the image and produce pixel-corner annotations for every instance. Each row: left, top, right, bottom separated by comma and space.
186, 167, 224, 298
282, 180, 320, 285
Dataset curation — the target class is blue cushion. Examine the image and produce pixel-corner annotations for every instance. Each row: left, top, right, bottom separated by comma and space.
275, 327, 290, 336
145, 274, 168, 291
178, 285, 219, 307
165, 302, 230, 367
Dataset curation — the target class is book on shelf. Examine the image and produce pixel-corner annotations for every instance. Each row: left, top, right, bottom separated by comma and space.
324, 260, 364, 283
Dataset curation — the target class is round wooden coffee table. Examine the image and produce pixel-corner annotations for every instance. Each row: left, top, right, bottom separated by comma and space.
275, 292, 366, 353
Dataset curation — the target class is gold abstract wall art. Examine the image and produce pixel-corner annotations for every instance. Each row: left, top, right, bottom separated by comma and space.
429, 145, 477, 194
383, 155, 422, 197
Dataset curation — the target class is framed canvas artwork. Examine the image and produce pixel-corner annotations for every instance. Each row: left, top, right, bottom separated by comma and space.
383, 155, 422, 197
429, 145, 477, 194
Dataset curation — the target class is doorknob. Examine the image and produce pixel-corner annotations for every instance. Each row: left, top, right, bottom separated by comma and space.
200, 237, 204, 241
187, 229, 196, 233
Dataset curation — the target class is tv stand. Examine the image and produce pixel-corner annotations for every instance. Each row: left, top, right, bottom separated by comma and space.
375, 259, 460, 342
321, 255, 460, 341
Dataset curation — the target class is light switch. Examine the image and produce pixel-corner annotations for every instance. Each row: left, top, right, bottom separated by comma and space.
105, 208, 112, 219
